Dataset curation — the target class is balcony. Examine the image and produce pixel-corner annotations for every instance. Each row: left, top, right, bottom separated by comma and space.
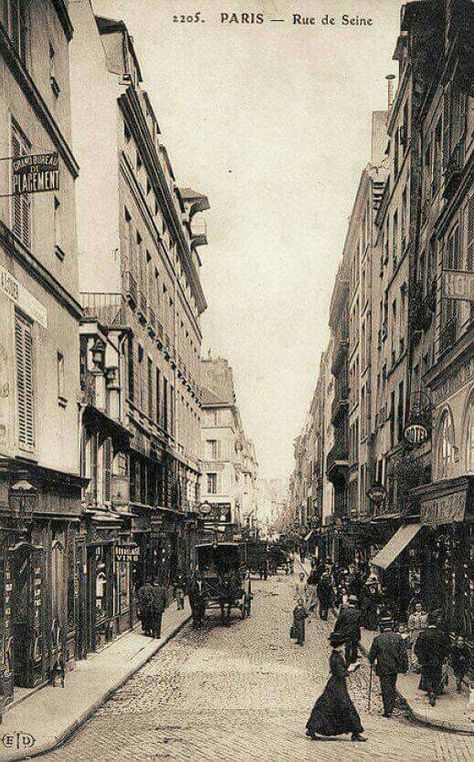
439, 316, 458, 355
81, 292, 122, 324
331, 387, 349, 424
443, 137, 464, 199
326, 444, 349, 484
124, 271, 138, 307
147, 307, 157, 337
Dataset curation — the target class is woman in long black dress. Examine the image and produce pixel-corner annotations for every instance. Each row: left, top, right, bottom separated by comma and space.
306, 632, 367, 742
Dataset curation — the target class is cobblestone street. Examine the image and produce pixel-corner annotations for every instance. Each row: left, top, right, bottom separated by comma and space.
44, 573, 474, 762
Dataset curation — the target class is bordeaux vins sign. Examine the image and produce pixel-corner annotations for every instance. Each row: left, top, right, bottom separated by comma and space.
12, 152, 59, 194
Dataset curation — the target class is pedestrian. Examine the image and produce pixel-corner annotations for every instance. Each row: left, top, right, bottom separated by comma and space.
293, 598, 308, 646
306, 631, 366, 742
398, 621, 412, 664
316, 571, 333, 621
174, 572, 185, 611
294, 571, 307, 601
368, 617, 408, 718
136, 580, 154, 636
361, 581, 380, 631
414, 611, 451, 706
299, 544, 306, 564
450, 634, 470, 694
334, 594, 361, 666
150, 579, 167, 638
408, 602, 428, 672
188, 573, 205, 628
306, 569, 318, 614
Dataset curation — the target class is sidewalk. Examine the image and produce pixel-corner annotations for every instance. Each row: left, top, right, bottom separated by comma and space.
298, 559, 474, 735
357, 625, 474, 734
0, 602, 191, 761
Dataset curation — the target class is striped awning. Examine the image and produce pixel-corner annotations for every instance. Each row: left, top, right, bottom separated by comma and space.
370, 524, 422, 569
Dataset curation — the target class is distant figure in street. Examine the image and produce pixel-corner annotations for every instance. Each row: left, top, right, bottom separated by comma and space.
174, 572, 186, 611
414, 611, 450, 706
316, 572, 333, 621
188, 573, 205, 628
450, 635, 471, 693
306, 570, 318, 614
150, 580, 167, 638
334, 594, 361, 666
368, 617, 408, 718
306, 631, 366, 742
361, 581, 380, 631
293, 598, 308, 646
136, 581, 155, 636
299, 545, 306, 564
408, 602, 428, 672
294, 571, 307, 602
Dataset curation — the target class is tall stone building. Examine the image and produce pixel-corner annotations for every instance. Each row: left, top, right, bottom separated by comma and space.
200, 356, 258, 532
0, 0, 82, 706
69, 2, 209, 638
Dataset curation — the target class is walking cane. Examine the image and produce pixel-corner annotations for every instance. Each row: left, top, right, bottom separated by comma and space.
367, 664, 373, 712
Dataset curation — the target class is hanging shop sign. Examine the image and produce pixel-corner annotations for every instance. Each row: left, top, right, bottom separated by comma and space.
114, 543, 140, 562
203, 503, 232, 523
0, 265, 47, 328
403, 423, 429, 446
420, 491, 466, 526
366, 483, 387, 505
443, 270, 474, 302
12, 152, 59, 194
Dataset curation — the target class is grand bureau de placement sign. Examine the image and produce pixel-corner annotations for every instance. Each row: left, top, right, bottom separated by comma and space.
12, 152, 59, 194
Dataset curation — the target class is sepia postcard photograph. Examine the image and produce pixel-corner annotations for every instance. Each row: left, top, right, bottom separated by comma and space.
0, 0, 473, 759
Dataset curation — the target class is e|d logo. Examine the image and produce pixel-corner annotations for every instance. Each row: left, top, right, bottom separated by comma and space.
2, 732, 36, 750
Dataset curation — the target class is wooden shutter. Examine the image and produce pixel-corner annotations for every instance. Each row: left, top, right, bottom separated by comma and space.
103, 438, 112, 503
15, 312, 34, 447
11, 125, 31, 248
466, 196, 474, 271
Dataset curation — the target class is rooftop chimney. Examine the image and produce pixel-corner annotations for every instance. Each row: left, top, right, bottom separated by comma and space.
386, 74, 396, 110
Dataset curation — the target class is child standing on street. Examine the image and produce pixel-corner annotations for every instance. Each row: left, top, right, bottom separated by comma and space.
293, 598, 308, 646
450, 634, 470, 693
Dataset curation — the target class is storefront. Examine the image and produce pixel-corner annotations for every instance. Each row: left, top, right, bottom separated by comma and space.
84, 510, 136, 653
413, 476, 474, 638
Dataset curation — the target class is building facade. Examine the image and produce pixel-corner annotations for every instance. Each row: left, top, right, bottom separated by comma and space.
0, 0, 83, 708
200, 356, 258, 533
69, 4, 209, 623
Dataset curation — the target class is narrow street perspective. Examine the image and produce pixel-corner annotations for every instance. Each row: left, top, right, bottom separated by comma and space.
42, 570, 474, 762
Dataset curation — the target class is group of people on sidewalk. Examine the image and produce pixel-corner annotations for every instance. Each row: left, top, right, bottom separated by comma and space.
290, 557, 474, 740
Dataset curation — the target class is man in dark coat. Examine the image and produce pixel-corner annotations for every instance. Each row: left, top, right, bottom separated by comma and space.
334, 594, 361, 665
368, 617, 408, 717
414, 611, 450, 706
317, 572, 333, 621
150, 580, 167, 638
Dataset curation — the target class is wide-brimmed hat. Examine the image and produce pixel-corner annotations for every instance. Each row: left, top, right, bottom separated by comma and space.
348, 594, 358, 603
329, 632, 346, 647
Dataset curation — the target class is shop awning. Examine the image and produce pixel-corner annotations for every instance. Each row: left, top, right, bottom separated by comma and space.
370, 524, 422, 569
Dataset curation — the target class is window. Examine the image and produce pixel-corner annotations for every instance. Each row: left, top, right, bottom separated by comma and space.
392, 210, 398, 265
137, 344, 144, 410
124, 122, 131, 143
437, 410, 456, 479
127, 336, 134, 402
54, 196, 64, 259
2, 0, 28, 64
163, 377, 168, 431
11, 122, 31, 248
207, 473, 217, 494
57, 351, 66, 403
155, 367, 161, 424
397, 381, 404, 443
206, 439, 218, 460
49, 43, 60, 97
145, 357, 153, 420
15, 311, 34, 448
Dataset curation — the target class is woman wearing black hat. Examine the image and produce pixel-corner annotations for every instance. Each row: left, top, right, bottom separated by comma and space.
306, 631, 366, 742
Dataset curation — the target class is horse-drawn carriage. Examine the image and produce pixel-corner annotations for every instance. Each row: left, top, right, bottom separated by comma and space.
195, 541, 252, 624
246, 539, 268, 580
268, 542, 293, 575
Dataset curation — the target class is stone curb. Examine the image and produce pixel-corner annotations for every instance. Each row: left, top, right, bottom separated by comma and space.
297, 563, 474, 736
3, 614, 192, 762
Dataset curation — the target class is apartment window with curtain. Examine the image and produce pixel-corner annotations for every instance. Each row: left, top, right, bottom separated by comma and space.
15, 310, 34, 449
11, 121, 31, 248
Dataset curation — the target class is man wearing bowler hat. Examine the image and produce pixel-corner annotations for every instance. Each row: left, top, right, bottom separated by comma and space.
334, 594, 361, 665
368, 616, 408, 717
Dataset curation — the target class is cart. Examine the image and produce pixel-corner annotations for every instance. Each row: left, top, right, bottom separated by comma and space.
195, 542, 252, 625
246, 540, 268, 580
268, 543, 291, 575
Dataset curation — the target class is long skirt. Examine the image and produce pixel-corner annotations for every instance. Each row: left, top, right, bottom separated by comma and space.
306, 675, 363, 736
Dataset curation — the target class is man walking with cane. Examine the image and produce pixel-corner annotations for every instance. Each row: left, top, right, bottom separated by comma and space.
368, 616, 408, 718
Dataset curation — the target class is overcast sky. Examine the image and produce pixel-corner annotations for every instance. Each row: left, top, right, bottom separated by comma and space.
93, 0, 402, 479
